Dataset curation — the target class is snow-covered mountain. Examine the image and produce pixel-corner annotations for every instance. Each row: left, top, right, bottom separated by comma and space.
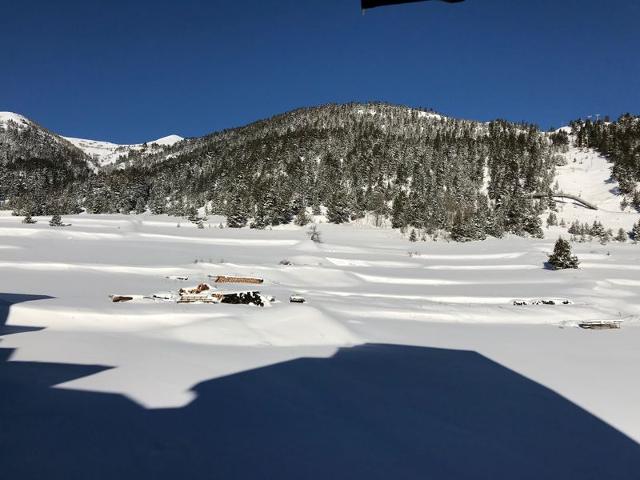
1, 111, 183, 169
0, 111, 90, 170
0, 111, 31, 130
3, 105, 639, 240
64, 134, 184, 168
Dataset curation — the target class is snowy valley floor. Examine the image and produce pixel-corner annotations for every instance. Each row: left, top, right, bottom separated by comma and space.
1, 213, 640, 478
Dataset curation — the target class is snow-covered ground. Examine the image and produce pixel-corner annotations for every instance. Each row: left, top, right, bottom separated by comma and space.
553, 145, 639, 230
1, 213, 640, 448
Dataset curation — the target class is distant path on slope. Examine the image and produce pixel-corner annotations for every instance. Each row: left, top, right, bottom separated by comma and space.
531, 193, 598, 211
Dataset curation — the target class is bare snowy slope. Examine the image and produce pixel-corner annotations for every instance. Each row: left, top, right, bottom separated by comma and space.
551, 144, 639, 230
64, 134, 183, 168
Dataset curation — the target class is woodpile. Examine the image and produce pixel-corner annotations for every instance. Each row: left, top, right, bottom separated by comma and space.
179, 283, 212, 295
211, 275, 264, 285
578, 321, 621, 330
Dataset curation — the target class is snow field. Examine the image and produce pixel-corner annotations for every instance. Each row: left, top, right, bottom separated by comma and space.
1, 214, 640, 443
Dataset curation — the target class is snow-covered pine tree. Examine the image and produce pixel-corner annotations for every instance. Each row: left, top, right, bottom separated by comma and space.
523, 208, 544, 238
620, 197, 629, 211
450, 209, 486, 242
633, 191, 640, 212
326, 190, 350, 224
186, 205, 199, 223
547, 237, 579, 270
599, 229, 612, 245
589, 220, 605, 238
409, 229, 417, 242
391, 192, 407, 229
49, 214, 63, 227
226, 192, 248, 228
22, 213, 37, 224
135, 197, 146, 214
546, 212, 557, 227
294, 209, 311, 226
631, 221, 640, 242
568, 220, 581, 235
306, 224, 322, 243
615, 228, 628, 242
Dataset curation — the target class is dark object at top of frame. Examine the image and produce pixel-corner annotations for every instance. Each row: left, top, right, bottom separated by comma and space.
362, 0, 465, 10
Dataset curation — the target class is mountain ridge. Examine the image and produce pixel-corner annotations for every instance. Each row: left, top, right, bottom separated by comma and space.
1, 102, 638, 242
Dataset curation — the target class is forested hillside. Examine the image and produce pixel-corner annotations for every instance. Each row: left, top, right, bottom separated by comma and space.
2, 103, 561, 239
0, 114, 90, 215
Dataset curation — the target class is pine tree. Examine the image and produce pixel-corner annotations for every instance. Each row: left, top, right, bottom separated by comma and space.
449, 207, 488, 242
22, 214, 37, 224
547, 237, 579, 270
294, 209, 311, 226
523, 210, 544, 238
186, 205, 199, 223
633, 191, 640, 212
615, 228, 628, 242
631, 221, 640, 242
49, 214, 63, 227
148, 193, 167, 215
135, 197, 146, 214
250, 207, 268, 229
368, 191, 388, 227
391, 192, 407, 229
409, 229, 417, 242
589, 220, 605, 238
599, 229, 612, 245
546, 212, 557, 227
620, 197, 629, 211
326, 190, 350, 224
306, 224, 322, 243
568, 220, 581, 235
226, 193, 248, 228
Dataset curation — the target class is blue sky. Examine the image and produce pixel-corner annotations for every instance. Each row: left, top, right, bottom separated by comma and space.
2, 0, 639, 143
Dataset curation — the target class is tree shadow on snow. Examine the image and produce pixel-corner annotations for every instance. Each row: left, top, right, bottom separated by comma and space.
1, 338, 639, 478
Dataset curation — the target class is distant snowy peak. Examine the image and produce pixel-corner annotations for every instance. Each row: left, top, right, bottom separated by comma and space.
150, 134, 184, 146
64, 134, 184, 168
0, 111, 31, 130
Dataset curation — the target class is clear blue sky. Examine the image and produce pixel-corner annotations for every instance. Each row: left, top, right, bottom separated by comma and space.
2, 0, 639, 143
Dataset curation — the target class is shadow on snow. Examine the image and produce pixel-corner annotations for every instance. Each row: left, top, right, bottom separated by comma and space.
0, 293, 52, 335
1, 294, 639, 479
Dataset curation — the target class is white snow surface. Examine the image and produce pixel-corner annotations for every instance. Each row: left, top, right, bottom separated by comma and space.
551, 145, 640, 230
1, 213, 640, 446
